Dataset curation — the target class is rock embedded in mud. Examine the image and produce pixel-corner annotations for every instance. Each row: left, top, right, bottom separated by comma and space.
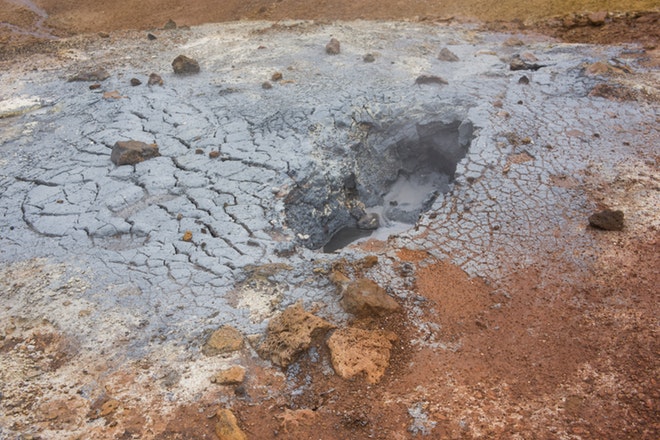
589, 209, 624, 231
172, 55, 200, 75
148, 73, 163, 86
340, 278, 400, 317
327, 327, 397, 384
163, 19, 177, 30
110, 140, 160, 166
215, 409, 247, 440
203, 325, 245, 356
212, 366, 246, 385
326, 38, 341, 55
257, 302, 335, 367
415, 74, 448, 85
588, 11, 608, 26
438, 47, 459, 62
68, 67, 110, 82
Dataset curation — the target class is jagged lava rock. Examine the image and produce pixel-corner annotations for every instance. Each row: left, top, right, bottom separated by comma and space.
110, 140, 160, 166
257, 302, 335, 367
341, 278, 400, 317
327, 327, 398, 384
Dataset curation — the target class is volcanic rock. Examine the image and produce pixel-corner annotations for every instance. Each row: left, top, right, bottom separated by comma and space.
257, 302, 335, 367
415, 75, 448, 85
68, 67, 110, 82
340, 278, 400, 317
326, 38, 341, 55
203, 325, 245, 356
212, 366, 246, 385
148, 73, 163, 86
110, 141, 160, 166
589, 209, 624, 231
438, 47, 459, 62
215, 409, 247, 440
172, 55, 200, 75
327, 327, 397, 383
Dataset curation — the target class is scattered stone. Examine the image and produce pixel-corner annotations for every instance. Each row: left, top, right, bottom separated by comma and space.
148, 73, 163, 86
327, 327, 397, 383
340, 278, 400, 317
510, 56, 545, 71
172, 55, 200, 75
102, 90, 122, 99
363, 53, 376, 63
518, 75, 530, 85
437, 47, 459, 62
130, 78, 142, 86
98, 32, 110, 38
89, 83, 101, 90
262, 81, 273, 89
163, 19, 177, 30
195, 148, 204, 155
68, 67, 110, 82
271, 72, 283, 81
215, 409, 247, 440
520, 52, 539, 62
182, 230, 193, 242
212, 366, 246, 385
589, 209, 624, 231
257, 302, 335, 367
415, 75, 448, 85
503, 36, 525, 47
357, 213, 379, 230
110, 140, 160, 166
203, 325, 244, 356
209, 150, 221, 159
475, 49, 497, 56
326, 38, 341, 55
588, 11, 608, 26
147, 33, 157, 40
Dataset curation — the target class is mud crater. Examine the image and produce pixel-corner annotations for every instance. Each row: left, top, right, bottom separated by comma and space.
285, 118, 474, 251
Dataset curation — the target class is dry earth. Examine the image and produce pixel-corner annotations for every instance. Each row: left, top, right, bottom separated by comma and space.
1, 1, 659, 440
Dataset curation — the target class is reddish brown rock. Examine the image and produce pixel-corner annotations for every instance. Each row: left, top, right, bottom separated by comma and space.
215, 409, 247, 440
589, 209, 624, 231
327, 327, 397, 383
212, 366, 246, 385
148, 73, 164, 86
203, 325, 244, 356
340, 278, 400, 317
110, 141, 160, 166
257, 302, 335, 367
588, 11, 608, 26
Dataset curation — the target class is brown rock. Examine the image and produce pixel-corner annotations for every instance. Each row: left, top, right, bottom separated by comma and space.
103, 90, 122, 100
148, 73, 163, 86
130, 78, 142, 86
163, 19, 177, 30
588, 11, 607, 26
89, 83, 101, 90
503, 37, 525, 47
110, 141, 160, 166
182, 230, 193, 242
271, 72, 283, 81
215, 409, 247, 440
326, 38, 341, 55
172, 55, 200, 75
589, 209, 624, 231
212, 366, 246, 385
363, 53, 376, 63
68, 67, 110, 82
415, 75, 448, 85
438, 47, 459, 62
257, 302, 335, 367
262, 81, 273, 89
203, 325, 244, 356
341, 278, 400, 317
327, 327, 397, 383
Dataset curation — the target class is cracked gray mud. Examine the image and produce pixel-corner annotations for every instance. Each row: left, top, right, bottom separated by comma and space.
0, 20, 658, 438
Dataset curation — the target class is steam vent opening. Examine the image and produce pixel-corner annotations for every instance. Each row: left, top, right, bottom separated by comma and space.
284, 118, 474, 252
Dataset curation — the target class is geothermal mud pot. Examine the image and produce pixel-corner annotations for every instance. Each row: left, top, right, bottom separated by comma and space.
0, 20, 658, 439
